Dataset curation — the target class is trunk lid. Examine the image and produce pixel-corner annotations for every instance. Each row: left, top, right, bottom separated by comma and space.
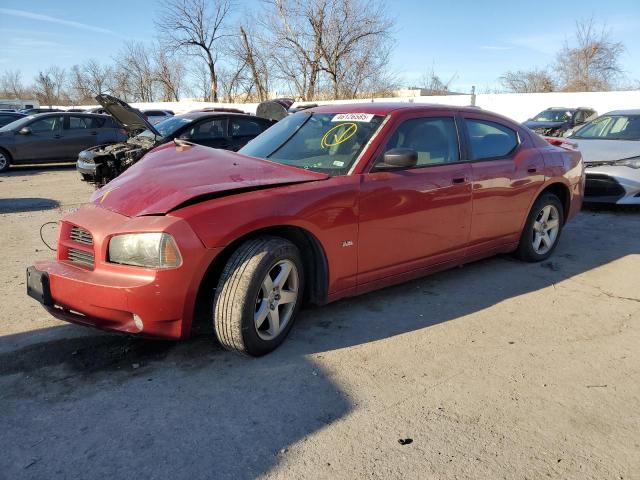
91, 142, 328, 217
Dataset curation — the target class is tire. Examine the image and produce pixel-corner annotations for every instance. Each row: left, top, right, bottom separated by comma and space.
0, 148, 11, 173
213, 236, 304, 356
516, 193, 564, 262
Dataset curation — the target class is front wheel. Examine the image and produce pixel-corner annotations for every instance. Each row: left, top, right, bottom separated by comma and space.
213, 236, 304, 356
516, 193, 564, 262
0, 149, 11, 172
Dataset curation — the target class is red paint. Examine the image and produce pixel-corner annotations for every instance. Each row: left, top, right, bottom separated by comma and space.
31, 104, 584, 339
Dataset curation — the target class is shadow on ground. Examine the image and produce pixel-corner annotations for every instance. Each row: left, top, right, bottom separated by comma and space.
0, 197, 60, 213
0, 208, 638, 479
0, 163, 76, 178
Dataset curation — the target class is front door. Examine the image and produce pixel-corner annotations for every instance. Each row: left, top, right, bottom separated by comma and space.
357, 115, 472, 287
14, 115, 64, 162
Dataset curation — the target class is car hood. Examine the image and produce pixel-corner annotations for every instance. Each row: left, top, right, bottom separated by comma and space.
523, 120, 567, 129
570, 139, 640, 163
95, 94, 160, 136
91, 142, 329, 217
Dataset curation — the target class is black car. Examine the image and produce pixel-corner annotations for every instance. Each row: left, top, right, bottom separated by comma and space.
77, 94, 275, 185
0, 112, 25, 128
0, 112, 127, 173
523, 107, 597, 137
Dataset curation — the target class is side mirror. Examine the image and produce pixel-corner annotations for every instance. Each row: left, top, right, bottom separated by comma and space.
178, 132, 192, 140
375, 148, 418, 170
18, 127, 32, 135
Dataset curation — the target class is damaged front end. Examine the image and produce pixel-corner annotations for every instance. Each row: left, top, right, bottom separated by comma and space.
78, 137, 157, 186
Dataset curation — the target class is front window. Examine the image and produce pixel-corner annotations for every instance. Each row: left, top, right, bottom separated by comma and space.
571, 115, 640, 140
136, 116, 192, 140
532, 110, 573, 122
239, 112, 385, 175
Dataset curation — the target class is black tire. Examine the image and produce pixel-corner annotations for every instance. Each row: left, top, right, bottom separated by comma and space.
516, 192, 564, 262
0, 148, 11, 173
213, 236, 304, 356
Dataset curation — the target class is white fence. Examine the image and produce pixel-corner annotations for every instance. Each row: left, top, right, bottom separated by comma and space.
70, 90, 640, 123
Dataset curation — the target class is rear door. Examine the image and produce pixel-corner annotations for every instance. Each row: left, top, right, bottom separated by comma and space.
229, 117, 270, 151
357, 114, 472, 287
60, 115, 100, 158
185, 117, 230, 149
14, 115, 64, 161
462, 115, 545, 254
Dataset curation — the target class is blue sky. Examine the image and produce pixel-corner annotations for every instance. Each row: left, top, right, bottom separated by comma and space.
1, 0, 639, 93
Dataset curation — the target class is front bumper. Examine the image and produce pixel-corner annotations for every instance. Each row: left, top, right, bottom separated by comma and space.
584, 165, 640, 204
76, 157, 99, 177
27, 205, 218, 339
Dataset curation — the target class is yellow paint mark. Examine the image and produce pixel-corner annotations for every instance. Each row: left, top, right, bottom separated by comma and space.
321, 123, 358, 148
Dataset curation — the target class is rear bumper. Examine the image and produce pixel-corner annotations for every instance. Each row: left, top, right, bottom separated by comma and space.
584, 166, 640, 204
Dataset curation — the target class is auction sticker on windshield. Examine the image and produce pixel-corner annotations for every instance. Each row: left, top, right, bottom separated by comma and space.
331, 113, 375, 122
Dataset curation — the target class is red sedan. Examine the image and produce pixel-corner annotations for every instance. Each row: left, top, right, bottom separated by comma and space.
27, 103, 584, 356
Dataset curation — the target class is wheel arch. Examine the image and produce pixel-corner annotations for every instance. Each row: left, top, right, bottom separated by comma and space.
538, 182, 571, 223
191, 224, 329, 334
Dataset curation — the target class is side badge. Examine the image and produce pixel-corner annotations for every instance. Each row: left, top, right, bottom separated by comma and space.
342, 240, 354, 247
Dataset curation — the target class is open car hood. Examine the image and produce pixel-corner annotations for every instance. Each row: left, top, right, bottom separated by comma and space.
91, 142, 329, 217
95, 94, 160, 136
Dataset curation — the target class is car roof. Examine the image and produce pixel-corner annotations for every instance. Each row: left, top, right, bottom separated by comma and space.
176, 111, 259, 120
306, 102, 485, 116
24, 112, 109, 119
604, 109, 640, 116
544, 107, 577, 111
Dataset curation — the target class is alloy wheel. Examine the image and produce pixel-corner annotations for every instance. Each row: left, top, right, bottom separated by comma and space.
532, 205, 560, 255
0, 153, 7, 171
254, 259, 299, 341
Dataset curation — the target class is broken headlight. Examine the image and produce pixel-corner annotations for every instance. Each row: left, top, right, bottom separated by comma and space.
108, 233, 181, 268
613, 156, 640, 169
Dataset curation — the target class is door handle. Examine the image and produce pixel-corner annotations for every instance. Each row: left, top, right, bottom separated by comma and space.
90, 131, 98, 135
53, 134, 61, 139
452, 177, 467, 184
527, 167, 537, 173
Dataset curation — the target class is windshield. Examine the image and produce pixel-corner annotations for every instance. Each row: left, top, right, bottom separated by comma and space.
570, 115, 640, 140
532, 110, 573, 122
239, 112, 385, 175
0, 115, 36, 132
135, 116, 192, 139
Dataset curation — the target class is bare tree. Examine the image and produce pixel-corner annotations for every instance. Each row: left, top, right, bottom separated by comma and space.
70, 60, 113, 103
419, 68, 457, 95
114, 42, 156, 102
153, 48, 185, 101
237, 24, 270, 101
33, 66, 68, 106
156, 0, 232, 102
555, 18, 625, 92
500, 68, 556, 93
0, 70, 27, 98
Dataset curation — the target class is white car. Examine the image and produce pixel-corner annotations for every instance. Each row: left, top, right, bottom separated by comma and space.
569, 109, 640, 204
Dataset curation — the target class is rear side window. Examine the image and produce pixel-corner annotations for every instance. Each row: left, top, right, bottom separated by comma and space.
90, 117, 106, 128
231, 118, 265, 137
383, 117, 459, 166
69, 116, 91, 129
464, 119, 518, 160
188, 118, 227, 140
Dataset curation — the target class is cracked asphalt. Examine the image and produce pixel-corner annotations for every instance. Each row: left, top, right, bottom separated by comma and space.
1, 165, 639, 479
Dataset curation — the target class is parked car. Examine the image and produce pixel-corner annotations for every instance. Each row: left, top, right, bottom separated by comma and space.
0, 113, 127, 172
86, 107, 109, 115
0, 112, 25, 128
567, 109, 640, 204
142, 109, 174, 125
19, 107, 64, 115
524, 107, 597, 137
28, 103, 583, 356
77, 94, 275, 185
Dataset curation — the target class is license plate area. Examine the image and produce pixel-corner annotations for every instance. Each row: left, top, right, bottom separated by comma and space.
26, 266, 53, 306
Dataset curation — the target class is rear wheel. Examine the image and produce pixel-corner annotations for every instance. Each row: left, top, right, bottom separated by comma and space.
516, 193, 564, 262
0, 149, 11, 172
213, 236, 304, 356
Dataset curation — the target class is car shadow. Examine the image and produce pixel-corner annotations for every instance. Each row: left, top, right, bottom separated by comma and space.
0, 197, 60, 213
0, 211, 638, 479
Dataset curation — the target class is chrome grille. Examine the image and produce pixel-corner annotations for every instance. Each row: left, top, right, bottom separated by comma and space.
68, 248, 95, 268
70, 225, 93, 245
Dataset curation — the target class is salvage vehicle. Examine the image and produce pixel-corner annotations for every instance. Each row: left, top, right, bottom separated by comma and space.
27, 103, 584, 356
523, 107, 596, 137
567, 109, 640, 204
77, 94, 274, 185
0, 112, 127, 172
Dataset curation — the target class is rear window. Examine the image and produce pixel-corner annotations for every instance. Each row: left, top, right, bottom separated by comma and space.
465, 119, 518, 160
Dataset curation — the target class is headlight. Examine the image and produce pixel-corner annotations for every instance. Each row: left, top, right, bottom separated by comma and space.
108, 233, 181, 268
614, 156, 640, 169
